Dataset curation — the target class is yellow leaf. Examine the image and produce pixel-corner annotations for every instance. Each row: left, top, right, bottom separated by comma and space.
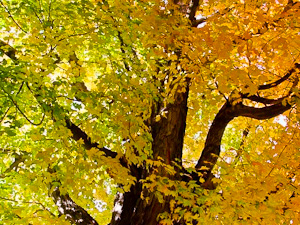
155, 115, 161, 122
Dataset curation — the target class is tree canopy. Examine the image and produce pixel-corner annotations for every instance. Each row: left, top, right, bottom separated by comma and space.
0, 0, 300, 224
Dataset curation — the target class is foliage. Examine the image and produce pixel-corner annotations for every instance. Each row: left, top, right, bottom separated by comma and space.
0, 0, 300, 224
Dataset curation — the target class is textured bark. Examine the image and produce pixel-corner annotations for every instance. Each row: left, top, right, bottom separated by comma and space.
110, 183, 171, 225
51, 187, 99, 225
196, 102, 235, 178
65, 119, 117, 158
110, 82, 190, 225
151, 85, 189, 165
196, 97, 293, 182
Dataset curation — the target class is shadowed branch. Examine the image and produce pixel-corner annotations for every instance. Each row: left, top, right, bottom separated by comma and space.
65, 119, 117, 158
258, 63, 300, 90
195, 64, 299, 187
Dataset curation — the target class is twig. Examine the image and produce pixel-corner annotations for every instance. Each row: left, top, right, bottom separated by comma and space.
265, 136, 294, 179
48, 0, 52, 22
0, 0, 27, 33
0, 84, 45, 126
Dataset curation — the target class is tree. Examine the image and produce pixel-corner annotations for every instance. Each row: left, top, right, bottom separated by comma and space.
0, 0, 300, 224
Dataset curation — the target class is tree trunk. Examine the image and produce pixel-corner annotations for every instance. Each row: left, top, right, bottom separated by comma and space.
110, 183, 171, 225
110, 83, 190, 225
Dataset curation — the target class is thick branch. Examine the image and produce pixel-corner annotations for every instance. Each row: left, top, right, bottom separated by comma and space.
244, 69, 299, 105
0, 40, 17, 61
258, 63, 300, 90
51, 187, 98, 225
189, 0, 200, 24
65, 119, 117, 158
196, 64, 300, 176
192, 18, 206, 27
235, 101, 291, 120
242, 94, 287, 105
1, 41, 119, 224
0, 41, 117, 159
0, 153, 25, 178
196, 98, 293, 182
195, 103, 235, 175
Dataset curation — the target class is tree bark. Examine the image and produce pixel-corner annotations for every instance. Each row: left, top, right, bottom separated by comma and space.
51, 187, 99, 225
110, 82, 190, 225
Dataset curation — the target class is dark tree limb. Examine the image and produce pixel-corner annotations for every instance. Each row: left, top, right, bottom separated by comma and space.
46, 120, 121, 225
195, 99, 292, 185
0, 40, 118, 224
0, 153, 25, 178
0, 1, 27, 33
51, 186, 99, 225
242, 94, 287, 105
258, 63, 300, 90
188, 0, 200, 24
244, 69, 299, 105
65, 119, 117, 158
195, 102, 235, 175
192, 18, 207, 27
0, 40, 17, 61
235, 101, 292, 120
0, 40, 118, 159
195, 63, 299, 184
116, 30, 131, 72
